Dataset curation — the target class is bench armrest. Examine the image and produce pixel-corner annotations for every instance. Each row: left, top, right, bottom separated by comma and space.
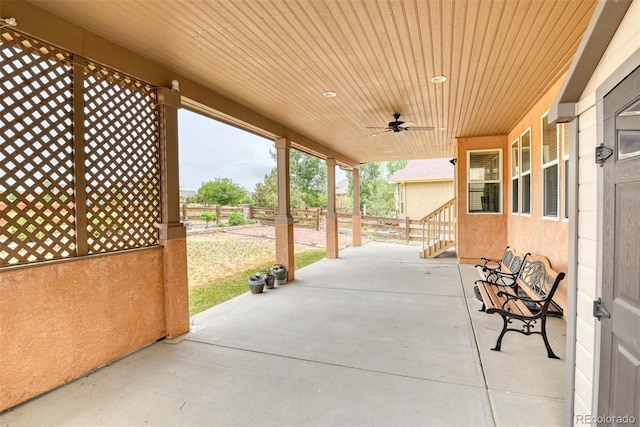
477, 257, 500, 265
499, 291, 545, 305
475, 275, 517, 288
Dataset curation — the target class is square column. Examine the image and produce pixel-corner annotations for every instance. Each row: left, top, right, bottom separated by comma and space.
156, 87, 189, 338
352, 166, 363, 246
275, 138, 295, 281
326, 158, 339, 259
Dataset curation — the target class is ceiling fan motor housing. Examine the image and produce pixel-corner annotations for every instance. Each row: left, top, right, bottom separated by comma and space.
389, 113, 405, 131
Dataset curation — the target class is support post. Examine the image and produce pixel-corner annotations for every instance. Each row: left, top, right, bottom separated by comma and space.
405, 217, 411, 243
156, 87, 189, 339
326, 158, 339, 258
275, 138, 295, 281
352, 166, 362, 246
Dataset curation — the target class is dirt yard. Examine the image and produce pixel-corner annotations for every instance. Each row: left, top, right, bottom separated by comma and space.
186, 224, 361, 288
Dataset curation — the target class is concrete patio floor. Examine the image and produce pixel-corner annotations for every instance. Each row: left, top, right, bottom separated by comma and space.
0, 243, 567, 426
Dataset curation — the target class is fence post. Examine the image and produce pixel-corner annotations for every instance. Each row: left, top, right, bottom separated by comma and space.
239, 203, 251, 220
405, 217, 410, 242
215, 205, 221, 224
316, 208, 321, 230
182, 203, 188, 220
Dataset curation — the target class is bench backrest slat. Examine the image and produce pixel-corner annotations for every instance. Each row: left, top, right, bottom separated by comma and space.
516, 255, 565, 310
498, 248, 528, 277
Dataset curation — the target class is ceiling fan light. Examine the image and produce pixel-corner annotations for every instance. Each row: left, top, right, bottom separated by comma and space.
431, 75, 448, 84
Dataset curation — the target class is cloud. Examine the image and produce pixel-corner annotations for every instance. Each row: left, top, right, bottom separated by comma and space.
178, 110, 274, 192
178, 109, 347, 193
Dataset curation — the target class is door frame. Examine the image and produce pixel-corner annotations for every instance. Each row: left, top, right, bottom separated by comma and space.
593, 50, 640, 417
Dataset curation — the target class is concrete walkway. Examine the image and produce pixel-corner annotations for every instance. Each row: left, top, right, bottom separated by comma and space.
1, 243, 566, 426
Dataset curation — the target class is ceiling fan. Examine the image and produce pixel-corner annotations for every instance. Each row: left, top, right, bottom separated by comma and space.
367, 113, 435, 136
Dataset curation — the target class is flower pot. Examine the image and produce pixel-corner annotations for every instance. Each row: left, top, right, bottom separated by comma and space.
265, 274, 276, 289
248, 277, 265, 294
272, 264, 287, 285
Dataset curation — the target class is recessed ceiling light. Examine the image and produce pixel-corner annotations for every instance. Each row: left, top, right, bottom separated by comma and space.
323, 91, 337, 98
431, 75, 448, 84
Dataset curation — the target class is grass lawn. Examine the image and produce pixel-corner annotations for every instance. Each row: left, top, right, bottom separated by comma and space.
189, 248, 326, 315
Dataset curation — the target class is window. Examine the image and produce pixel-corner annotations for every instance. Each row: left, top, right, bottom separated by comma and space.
468, 150, 501, 213
399, 186, 405, 215
562, 124, 570, 220
521, 129, 531, 215
542, 114, 559, 218
511, 139, 519, 214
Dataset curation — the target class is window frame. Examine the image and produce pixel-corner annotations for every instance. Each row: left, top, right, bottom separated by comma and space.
541, 113, 559, 219
562, 123, 570, 221
511, 138, 519, 214
520, 128, 532, 216
467, 149, 502, 215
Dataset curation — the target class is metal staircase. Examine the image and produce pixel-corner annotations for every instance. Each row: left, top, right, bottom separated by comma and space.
419, 198, 456, 258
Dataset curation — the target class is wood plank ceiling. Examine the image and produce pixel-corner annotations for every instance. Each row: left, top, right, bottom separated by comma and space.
26, 0, 596, 164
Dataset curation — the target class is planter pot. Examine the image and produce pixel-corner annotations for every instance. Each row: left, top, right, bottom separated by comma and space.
265, 274, 276, 289
248, 277, 265, 294
272, 264, 287, 285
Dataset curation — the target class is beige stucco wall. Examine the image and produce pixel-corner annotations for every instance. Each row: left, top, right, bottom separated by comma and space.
571, 0, 640, 420
507, 78, 570, 313
0, 248, 167, 411
456, 135, 509, 264
401, 180, 454, 220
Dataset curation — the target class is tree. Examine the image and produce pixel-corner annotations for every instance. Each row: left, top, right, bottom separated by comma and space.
348, 162, 399, 216
252, 168, 305, 209
269, 149, 327, 207
290, 150, 327, 207
196, 177, 247, 206
386, 160, 408, 177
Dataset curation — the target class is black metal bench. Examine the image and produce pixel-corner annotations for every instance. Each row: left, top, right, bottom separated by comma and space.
475, 255, 565, 359
475, 246, 528, 288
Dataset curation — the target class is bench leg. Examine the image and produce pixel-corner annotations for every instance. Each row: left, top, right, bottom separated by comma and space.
541, 317, 560, 359
491, 314, 509, 352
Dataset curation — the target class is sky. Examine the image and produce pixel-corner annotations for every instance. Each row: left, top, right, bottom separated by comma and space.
178, 109, 276, 192
178, 109, 345, 193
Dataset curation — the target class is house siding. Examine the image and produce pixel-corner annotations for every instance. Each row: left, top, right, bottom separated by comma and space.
571, 0, 640, 421
507, 78, 570, 312
403, 180, 454, 220
455, 135, 509, 264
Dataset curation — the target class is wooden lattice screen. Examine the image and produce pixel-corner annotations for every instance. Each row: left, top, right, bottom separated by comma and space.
83, 63, 161, 254
0, 30, 161, 266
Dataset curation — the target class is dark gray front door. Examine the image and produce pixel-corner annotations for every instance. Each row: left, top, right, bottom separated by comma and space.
598, 65, 640, 424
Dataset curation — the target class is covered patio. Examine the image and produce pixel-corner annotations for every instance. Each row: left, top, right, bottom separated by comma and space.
1, 243, 566, 426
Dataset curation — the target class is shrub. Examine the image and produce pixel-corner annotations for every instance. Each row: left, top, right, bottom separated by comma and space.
199, 212, 217, 228
228, 211, 246, 226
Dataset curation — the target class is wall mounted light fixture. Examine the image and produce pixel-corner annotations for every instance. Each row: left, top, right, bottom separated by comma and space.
0, 17, 18, 28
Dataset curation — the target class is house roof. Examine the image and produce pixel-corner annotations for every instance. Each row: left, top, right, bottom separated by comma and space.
336, 179, 349, 195
389, 159, 454, 183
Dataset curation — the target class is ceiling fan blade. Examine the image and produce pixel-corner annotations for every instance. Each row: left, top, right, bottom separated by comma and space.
368, 129, 392, 137
404, 126, 436, 131
401, 121, 416, 127
365, 126, 390, 129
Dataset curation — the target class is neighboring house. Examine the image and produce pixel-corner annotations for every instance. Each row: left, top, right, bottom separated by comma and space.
389, 159, 454, 220
179, 189, 196, 203
335, 178, 349, 212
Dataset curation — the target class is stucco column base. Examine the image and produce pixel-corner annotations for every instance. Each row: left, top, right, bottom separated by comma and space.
352, 215, 362, 246
326, 215, 339, 259
275, 216, 295, 281
159, 237, 190, 338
